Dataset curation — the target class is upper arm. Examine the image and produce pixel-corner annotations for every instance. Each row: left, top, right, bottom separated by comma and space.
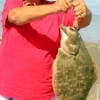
1, 0, 23, 26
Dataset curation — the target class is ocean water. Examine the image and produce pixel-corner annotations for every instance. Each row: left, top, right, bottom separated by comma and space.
80, 15, 100, 43
0, 0, 100, 43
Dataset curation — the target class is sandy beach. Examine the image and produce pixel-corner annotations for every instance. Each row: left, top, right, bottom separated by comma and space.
85, 42, 100, 100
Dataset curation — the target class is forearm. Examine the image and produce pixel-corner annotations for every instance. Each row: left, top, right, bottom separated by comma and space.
8, 4, 60, 25
77, 8, 92, 28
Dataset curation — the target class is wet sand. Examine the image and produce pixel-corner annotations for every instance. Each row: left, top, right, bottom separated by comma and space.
85, 42, 100, 100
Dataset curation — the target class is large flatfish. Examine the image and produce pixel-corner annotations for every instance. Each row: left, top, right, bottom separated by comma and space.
52, 25, 97, 100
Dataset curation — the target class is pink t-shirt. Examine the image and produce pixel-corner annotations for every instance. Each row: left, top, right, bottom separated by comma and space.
0, 0, 74, 100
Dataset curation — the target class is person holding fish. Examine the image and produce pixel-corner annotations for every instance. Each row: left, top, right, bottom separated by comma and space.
0, 0, 92, 100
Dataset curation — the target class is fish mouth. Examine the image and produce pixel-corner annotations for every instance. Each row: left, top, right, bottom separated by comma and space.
70, 26, 78, 32
60, 25, 78, 38
60, 25, 81, 55
60, 25, 80, 44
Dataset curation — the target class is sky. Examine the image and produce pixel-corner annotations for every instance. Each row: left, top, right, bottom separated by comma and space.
85, 0, 100, 15
0, 0, 100, 15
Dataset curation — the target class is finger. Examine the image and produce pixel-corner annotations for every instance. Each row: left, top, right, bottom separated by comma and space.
72, 1, 82, 12
62, 4, 69, 12
73, 0, 86, 11
63, 0, 71, 12
72, 1, 80, 8
64, 0, 72, 8
79, 11, 87, 18
77, 7, 87, 18
23, 0, 35, 6
75, 11, 87, 19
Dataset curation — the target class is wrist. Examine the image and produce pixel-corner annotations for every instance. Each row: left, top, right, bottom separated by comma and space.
51, 3, 62, 13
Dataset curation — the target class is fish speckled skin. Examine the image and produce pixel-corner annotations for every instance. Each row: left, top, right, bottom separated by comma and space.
52, 25, 96, 100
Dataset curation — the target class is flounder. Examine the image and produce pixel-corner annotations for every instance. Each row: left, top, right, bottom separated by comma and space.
52, 25, 97, 100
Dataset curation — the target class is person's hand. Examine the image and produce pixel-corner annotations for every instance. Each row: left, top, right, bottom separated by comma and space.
72, 0, 88, 19
23, 0, 36, 6
54, 0, 72, 12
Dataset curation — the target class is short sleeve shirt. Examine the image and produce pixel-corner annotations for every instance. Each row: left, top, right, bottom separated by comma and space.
0, 0, 74, 100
